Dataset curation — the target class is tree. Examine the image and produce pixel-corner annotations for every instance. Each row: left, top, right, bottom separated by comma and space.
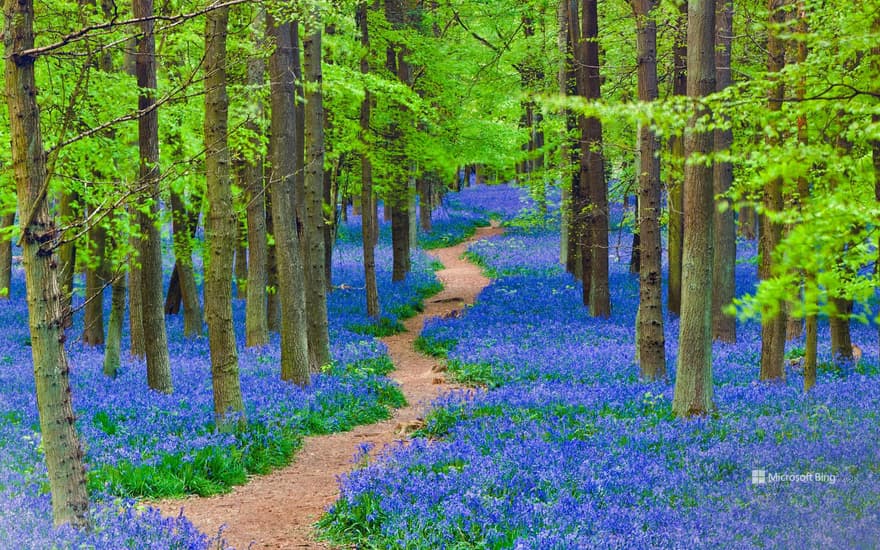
632, 0, 665, 381
3, 0, 90, 527
667, 0, 686, 317
204, 3, 245, 426
758, 0, 787, 382
711, 0, 735, 343
244, 10, 269, 348
133, 0, 172, 393
303, 13, 331, 371
268, 16, 310, 385
358, 2, 380, 319
581, 0, 610, 318
672, 0, 715, 418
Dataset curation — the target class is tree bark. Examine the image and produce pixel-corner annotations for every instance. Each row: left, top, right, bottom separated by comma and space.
386, 0, 411, 282
759, 0, 788, 382
234, 219, 247, 299
166, 190, 203, 336
58, 189, 78, 328
133, 0, 172, 393
3, 0, 91, 526
103, 271, 126, 378
82, 224, 107, 345
265, 185, 280, 332
268, 17, 311, 385
204, 5, 244, 427
582, 0, 610, 317
0, 211, 14, 298
358, 2, 380, 318
672, 0, 716, 418
712, 0, 736, 343
244, 11, 268, 348
633, 0, 666, 381
303, 21, 331, 371
667, 0, 687, 317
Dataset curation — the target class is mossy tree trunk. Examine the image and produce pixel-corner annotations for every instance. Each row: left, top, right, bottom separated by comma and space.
244, 10, 268, 348
303, 20, 331, 371
133, 0, 172, 393
268, 16, 311, 385
3, 0, 91, 527
204, 4, 245, 426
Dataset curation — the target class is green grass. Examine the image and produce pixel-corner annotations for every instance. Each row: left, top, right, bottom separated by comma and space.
348, 316, 406, 337
414, 335, 458, 358
447, 359, 501, 388
88, 357, 407, 500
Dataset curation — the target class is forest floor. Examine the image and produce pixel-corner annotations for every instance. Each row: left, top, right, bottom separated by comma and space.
153, 223, 503, 549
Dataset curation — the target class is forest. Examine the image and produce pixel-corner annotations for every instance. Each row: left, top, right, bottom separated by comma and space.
1, 0, 879, 547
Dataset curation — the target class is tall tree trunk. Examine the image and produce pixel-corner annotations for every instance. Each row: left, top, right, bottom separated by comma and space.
268, 17, 311, 385
58, 190, 78, 328
359, 2, 380, 318
386, 0, 411, 282
672, 0, 716, 418
0, 211, 14, 297
234, 219, 247, 299
633, 0, 665, 381
303, 21, 331, 371
759, 0, 787, 382
667, 0, 687, 317
133, 0, 172, 393
830, 297, 853, 366
712, 0, 736, 343
245, 11, 268, 348
265, 185, 280, 332
103, 271, 126, 378
568, 0, 586, 285
582, 0, 610, 317
166, 190, 203, 336
204, 5, 244, 427
419, 177, 432, 231
874, 15, 880, 356
82, 224, 107, 345
3, 0, 91, 526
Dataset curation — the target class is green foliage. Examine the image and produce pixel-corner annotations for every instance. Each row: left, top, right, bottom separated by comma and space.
347, 317, 405, 337
414, 335, 457, 358
446, 360, 500, 388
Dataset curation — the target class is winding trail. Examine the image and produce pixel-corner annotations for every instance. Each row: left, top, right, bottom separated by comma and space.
153, 223, 503, 549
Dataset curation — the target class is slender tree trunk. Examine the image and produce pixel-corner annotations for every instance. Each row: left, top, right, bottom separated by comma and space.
419, 177, 432, 231
268, 17, 310, 385
303, 21, 331, 371
166, 190, 203, 336
4, 0, 91, 526
204, 5, 244, 426
358, 3, 380, 318
667, 1, 687, 317
0, 212, 14, 298
672, 0, 716, 418
633, 0, 665, 381
582, 0, 610, 317
103, 271, 126, 378
234, 219, 247, 299
759, 0, 787, 382
133, 0, 172, 393
712, 0, 736, 343
245, 12, 268, 348
265, 185, 280, 332
830, 297, 854, 366
82, 224, 107, 345
386, 0, 411, 282
58, 190, 78, 328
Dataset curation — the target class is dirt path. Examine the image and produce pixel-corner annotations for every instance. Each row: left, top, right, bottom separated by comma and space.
153, 224, 503, 549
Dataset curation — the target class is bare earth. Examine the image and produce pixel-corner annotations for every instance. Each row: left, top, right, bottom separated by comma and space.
152, 223, 503, 549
